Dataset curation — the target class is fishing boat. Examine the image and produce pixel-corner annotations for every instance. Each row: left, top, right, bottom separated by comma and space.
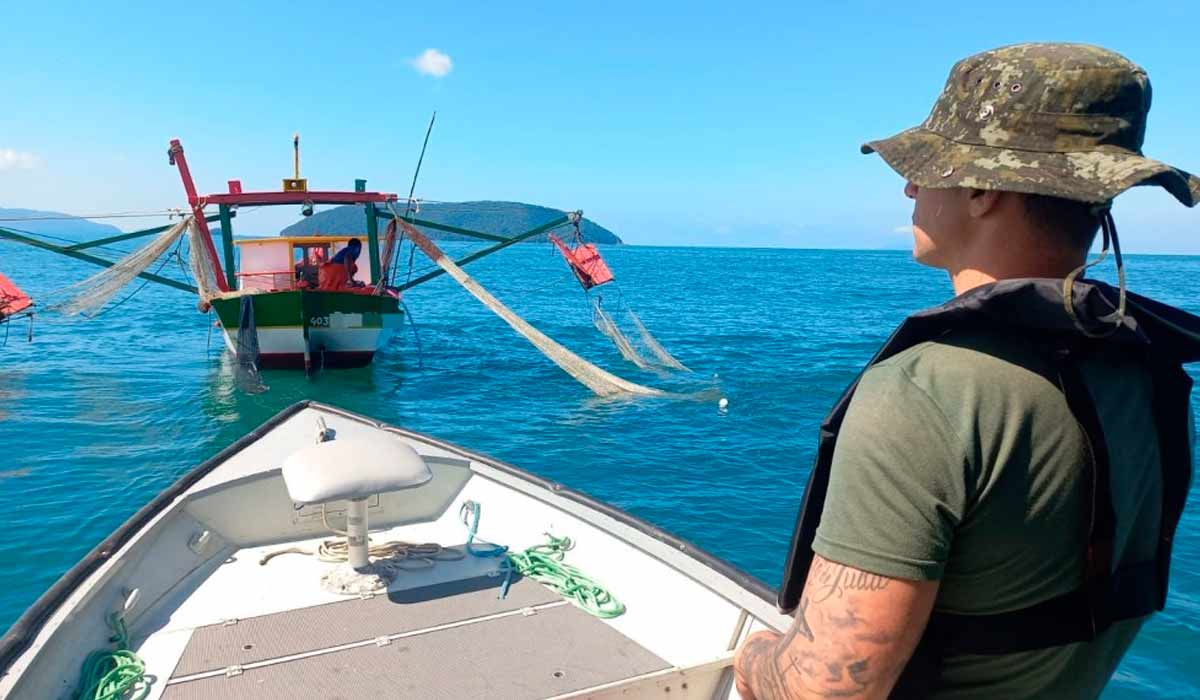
0, 135, 584, 373
0, 401, 784, 699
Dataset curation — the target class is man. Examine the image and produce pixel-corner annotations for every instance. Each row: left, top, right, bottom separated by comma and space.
734, 43, 1200, 699
318, 238, 364, 290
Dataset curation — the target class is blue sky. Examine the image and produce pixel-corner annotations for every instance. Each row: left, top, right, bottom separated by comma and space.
1, 1, 1197, 251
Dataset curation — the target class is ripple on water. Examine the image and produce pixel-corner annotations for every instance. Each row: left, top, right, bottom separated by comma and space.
2, 247, 1200, 697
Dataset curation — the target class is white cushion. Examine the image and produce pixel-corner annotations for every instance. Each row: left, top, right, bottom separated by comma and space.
281, 435, 433, 505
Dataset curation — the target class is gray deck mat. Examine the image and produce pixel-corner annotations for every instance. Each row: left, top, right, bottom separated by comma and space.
172, 574, 559, 677
162, 601, 669, 699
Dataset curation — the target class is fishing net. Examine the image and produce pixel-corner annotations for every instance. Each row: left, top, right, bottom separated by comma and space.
400, 221, 663, 398
627, 307, 689, 371
591, 297, 653, 370
187, 218, 225, 305
234, 295, 268, 393
50, 217, 192, 317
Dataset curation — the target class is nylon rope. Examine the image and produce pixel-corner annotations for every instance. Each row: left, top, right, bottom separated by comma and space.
257, 503, 464, 571
71, 612, 149, 700
459, 501, 625, 618
501, 535, 626, 618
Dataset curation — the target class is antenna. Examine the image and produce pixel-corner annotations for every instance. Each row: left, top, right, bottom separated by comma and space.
405, 112, 436, 218
283, 132, 308, 193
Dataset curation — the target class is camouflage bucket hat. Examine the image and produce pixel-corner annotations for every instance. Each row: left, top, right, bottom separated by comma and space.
863, 43, 1200, 206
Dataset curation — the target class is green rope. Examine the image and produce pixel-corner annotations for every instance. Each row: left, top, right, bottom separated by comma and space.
72, 612, 149, 700
505, 535, 626, 619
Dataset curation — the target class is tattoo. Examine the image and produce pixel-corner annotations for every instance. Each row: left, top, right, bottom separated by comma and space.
848, 659, 870, 685
743, 559, 900, 699
828, 607, 862, 629
796, 597, 815, 642
809, 558, 890, 603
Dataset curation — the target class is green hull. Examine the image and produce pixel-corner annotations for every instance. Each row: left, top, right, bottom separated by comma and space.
211, 291, 404, 368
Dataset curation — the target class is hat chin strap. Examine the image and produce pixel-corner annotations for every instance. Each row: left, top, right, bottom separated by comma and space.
1062, 203, 1127, 337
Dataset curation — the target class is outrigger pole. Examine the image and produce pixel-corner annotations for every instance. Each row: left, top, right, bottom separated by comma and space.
377, 210, 574, 291
0, 215, 226, 294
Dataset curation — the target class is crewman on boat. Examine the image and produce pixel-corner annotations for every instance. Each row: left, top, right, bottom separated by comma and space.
295, 246, 326, 289
734, 43, 1200, 699
318, 238, 364, 290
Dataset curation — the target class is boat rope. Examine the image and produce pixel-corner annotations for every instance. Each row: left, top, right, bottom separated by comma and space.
398, 219, 665, 397
0, 209, 186, 223
258, 503, 464, 570
459, 501, 508, 557
459, 501, 624, 618
502, 535, 626, 619
400, 298, 424, 369
71, 612, 150, 700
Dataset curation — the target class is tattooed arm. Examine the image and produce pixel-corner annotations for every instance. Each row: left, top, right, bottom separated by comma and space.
733, 554, 938, 699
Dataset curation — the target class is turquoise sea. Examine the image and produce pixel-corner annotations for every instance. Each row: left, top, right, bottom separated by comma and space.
1, 240, 1197, 698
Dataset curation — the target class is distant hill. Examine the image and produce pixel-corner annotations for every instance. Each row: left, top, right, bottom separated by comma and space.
0, 207, 121, 240
280, 201, 622, 244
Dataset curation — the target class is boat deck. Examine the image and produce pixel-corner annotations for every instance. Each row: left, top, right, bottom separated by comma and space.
1, 405, 788, 700
137, 524, 676, 700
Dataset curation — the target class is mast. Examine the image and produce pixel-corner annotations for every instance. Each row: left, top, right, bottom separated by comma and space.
168, 139, 232, 292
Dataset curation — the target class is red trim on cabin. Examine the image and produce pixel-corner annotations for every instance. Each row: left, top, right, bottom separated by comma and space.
199, 191, 398, 206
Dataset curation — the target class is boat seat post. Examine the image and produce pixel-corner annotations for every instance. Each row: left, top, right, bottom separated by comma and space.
346, 497, 370, 570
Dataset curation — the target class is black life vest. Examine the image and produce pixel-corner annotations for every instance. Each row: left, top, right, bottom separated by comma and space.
777, 278, 1200, 697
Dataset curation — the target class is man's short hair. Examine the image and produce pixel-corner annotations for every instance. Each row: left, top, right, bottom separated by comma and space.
1022, 195, 1102, 253
348, 237, 363, 248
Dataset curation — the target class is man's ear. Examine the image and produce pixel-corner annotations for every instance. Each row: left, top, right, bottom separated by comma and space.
966, 188, 1003, 218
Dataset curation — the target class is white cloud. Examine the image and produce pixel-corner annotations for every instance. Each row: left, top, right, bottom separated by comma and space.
892, 224, 912, 234
411, 49, 453, 78
0, 149, 37, 170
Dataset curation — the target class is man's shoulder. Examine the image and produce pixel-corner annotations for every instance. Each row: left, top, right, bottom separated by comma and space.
866, 329, 1058, 405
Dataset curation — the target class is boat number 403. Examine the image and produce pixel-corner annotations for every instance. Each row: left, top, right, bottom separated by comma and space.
309, 316, 331, 327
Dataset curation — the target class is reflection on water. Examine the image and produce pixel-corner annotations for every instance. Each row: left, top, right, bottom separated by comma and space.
1, 243, 1198, 697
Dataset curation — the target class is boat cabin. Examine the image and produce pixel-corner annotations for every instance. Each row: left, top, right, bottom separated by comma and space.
234, 236, 373, 292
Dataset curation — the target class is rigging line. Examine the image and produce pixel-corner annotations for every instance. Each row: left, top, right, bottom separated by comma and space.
0, 211, 183, 222
86, 240, 184, 319
405, 112, 437, 219
391, 111, 437, 289
0, 224, 138, 258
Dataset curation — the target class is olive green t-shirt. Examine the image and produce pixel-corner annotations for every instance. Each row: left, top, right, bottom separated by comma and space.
812, 329, 1179, 699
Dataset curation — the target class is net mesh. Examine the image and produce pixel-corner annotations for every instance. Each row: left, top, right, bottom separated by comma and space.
187, 218, 225, 305
591, 297, 653, 370
49, 217, 192, 317
627, 308, 689, 371
400, 221, 663, 397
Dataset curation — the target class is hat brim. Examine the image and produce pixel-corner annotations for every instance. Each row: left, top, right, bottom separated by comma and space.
862, 127, 1200, 207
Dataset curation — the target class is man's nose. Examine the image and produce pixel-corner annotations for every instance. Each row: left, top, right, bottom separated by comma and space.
904, 182, 919, 200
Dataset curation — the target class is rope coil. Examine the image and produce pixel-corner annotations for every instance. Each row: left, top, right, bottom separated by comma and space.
502, 535, 626, 619
72, 612, 148, 700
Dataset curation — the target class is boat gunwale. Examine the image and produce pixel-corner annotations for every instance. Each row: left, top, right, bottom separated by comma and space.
0, 400, 778, 676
